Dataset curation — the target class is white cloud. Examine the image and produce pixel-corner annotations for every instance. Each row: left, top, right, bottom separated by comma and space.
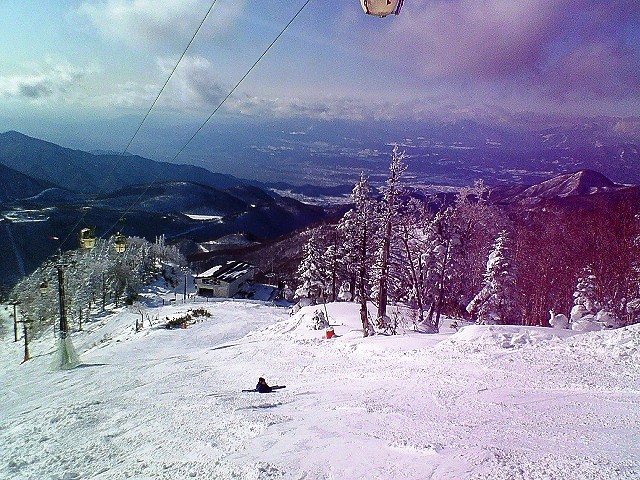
158, 56, 227, 108
0, 60, 97, 102
77, 0, 246, 49
96, 55, 227, 112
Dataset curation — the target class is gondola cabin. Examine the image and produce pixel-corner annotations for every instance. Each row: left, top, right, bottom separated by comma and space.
114, 234, 127, 254
360, 0, 404, 17
79, 228, 96, 249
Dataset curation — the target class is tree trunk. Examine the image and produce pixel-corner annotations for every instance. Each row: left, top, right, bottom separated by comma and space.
359, 223, 369, 336
434, 240, 450, 330
376, 219, 392, 326
400, 229, 425, 328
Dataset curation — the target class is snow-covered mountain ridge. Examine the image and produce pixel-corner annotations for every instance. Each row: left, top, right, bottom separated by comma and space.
489, 169, 638, 205
1, 297, 638, 479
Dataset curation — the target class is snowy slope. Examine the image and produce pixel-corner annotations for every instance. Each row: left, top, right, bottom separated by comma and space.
1, 300, 638, 480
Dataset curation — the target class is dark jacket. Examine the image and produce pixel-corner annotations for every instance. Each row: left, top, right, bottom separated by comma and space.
256, 381, 272, 393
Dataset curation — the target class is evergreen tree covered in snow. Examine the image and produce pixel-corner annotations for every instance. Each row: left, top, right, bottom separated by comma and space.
569, 266, 620, 330
467, 230, 519, 325
295, 230, 327, 305
294, 224, 347, 304
572, 266, 598, 316
321, 226, 347, 302
569, 266, 601, 330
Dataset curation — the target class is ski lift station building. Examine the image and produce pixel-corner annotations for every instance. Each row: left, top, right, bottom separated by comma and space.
194, 261, 256, 298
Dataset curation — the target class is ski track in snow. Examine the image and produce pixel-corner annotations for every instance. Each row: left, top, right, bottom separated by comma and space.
1, 301, 639, 480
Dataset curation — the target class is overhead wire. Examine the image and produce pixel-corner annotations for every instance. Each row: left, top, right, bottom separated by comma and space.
121, 0, 222, 156
102, 0, 313, 238
57, 0, 222, 251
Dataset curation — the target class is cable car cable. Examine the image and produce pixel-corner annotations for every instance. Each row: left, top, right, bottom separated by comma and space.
122, 0, 221, 156
55, 0, 222, 251
102, 0, 313, 239
170, 0, 313, 164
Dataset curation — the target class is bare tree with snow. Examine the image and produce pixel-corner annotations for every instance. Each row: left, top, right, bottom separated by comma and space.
338, 173, 378, 336
372, 145, 407, 332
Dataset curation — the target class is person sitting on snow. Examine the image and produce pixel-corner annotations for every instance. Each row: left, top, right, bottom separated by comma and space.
256, 377, 273, 393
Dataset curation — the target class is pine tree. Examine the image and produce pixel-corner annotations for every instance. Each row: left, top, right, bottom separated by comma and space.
295, 230, 327, 304
573, 266, 598, 314
467, 230, 519, 325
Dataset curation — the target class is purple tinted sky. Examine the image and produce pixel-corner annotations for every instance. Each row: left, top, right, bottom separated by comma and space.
0, 0, 638, 151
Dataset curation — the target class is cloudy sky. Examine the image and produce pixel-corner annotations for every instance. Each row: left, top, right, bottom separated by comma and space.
1, 0, 639, 154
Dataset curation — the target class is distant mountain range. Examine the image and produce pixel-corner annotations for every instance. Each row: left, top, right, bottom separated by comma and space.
0, 132, 329, 289
1, 130, 639, 292
490, 170, 638, 205
0, 131, 243, 193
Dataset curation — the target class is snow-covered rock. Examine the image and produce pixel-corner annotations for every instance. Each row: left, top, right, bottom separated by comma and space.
549, 311, 569, 329
570, 304, 590, 322
570, 317, 603, 332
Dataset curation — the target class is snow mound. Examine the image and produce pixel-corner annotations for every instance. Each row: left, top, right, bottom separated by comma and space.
564, 324, 640, 361
436, 323, 640, 364
438, 324, 579, 352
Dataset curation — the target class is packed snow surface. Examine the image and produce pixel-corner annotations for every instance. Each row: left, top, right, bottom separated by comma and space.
183, 214, 223, 222
1, 299, 639, 480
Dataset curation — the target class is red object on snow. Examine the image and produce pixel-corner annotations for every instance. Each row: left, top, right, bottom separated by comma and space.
325, 328, 334, 339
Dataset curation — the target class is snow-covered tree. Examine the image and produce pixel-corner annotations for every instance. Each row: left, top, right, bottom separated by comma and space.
295, 230, 327, 305
338, 173, 378, 336
10, 236, 185, 339
570, 266, 624, 330
467, 230, 519, 325
572, 266, 598, 318
395, 198, 438, 332
372, 145, 407, 332
423, 206, 464, 329
320, 225, 346, 302
448, 180, 504, 314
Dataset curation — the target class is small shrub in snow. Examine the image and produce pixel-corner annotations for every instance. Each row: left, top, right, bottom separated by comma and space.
164, 308, 212, 329
595, 309, 622, 329
570, 304, 591, 323
310, 310, 329, 330
337, 281, 352, 302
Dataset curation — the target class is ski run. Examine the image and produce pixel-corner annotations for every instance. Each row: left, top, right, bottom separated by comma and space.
1, 295, 639, 480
